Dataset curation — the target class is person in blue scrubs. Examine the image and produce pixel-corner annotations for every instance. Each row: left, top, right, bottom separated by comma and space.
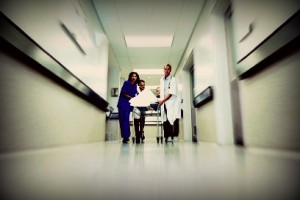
117, 72, 140, 143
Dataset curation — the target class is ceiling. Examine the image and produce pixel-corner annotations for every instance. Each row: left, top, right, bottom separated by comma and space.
92, 0, 205, 88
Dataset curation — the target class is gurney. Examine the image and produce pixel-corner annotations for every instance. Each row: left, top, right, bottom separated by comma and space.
150, 103, 164, 144
131, 106, 147, 143
129, 89, 161, 143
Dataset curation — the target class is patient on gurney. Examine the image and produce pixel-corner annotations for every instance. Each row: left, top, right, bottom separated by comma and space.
130, 80, 157, 143
133, 106, 147, 143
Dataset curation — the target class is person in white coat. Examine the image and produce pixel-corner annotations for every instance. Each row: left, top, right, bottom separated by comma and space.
158, 64, 179, 143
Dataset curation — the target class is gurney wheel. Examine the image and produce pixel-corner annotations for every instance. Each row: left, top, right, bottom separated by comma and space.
160, 136, 163, 144
132, 137, 135, 143
156, 136, 159, 144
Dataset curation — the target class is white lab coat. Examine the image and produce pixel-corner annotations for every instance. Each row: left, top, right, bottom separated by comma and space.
174, 94, 181, 119
159, 75, 179, 125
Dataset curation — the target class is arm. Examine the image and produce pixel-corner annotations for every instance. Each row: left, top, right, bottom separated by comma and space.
121, 92, 132, 100
159, 93, 172, 106
158, 77, 177, 106
120, 81, 134, 100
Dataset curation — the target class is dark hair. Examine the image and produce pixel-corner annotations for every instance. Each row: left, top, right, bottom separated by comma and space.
128, 72, 140, 84
139, 79, 145, 84
164, 64, 172, 71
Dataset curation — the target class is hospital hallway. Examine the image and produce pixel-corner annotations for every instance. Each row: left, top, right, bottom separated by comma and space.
1, 1, 300, 199
1, 139, 299, 200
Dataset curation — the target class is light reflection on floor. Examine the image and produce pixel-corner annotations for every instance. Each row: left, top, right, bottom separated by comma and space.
0, 140, 299, 200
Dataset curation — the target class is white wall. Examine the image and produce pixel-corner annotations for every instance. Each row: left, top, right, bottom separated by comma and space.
177, 0, 233, 144
0, 52, 106, 152
210, 1, 234, 145
232, 0, 299, 62
239, 50, 300, 150
106, 68, 120, 111
179, 65, 193, 141
181, 0, 300, 150
230, 0, 300, 150
0, 0, 109, 98
0, 0, 109, 152
175, 0, 206, 142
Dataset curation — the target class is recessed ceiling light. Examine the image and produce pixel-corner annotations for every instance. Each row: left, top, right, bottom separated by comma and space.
133, 69, 163, 75
125, 36, 173, 47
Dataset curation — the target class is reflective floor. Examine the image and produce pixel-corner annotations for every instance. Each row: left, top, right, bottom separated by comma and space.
1, 140, 299, 200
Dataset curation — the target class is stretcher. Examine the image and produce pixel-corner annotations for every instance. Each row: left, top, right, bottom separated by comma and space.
129, 89, 160, 143
131, 107, 146, 143
150, 103, 164, 144
131, 103, 164, 144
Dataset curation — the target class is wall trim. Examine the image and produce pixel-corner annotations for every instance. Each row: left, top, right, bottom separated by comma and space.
0, 12, 109, 112
236, 10, 300, 78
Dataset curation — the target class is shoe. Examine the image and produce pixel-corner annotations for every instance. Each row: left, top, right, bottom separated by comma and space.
141, 135, 145, 143
141, 132, 145, 140
167, 137, 173, 142
136, 136, 141, 144
122, 139, 129, 144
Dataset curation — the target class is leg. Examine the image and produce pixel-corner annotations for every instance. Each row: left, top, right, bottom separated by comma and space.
174, 118, 179, 137
140, 116, 145, 142
163, 120, 173, 142
119, 109, 131, 142
123, 110, 131, 140
163, 105, 174, 141
134, 118, 141, 143
134, 118, 139, 137
118, 109, 126, 139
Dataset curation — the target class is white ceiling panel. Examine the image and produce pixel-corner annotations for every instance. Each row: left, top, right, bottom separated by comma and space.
127, 48, 170, 57
92, 0, 205, 85
130, 57, 169, 68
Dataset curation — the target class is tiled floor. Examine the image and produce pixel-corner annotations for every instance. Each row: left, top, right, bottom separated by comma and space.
0, 140, 299, 200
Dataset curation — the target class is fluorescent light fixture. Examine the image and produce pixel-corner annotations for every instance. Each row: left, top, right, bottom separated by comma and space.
133, 69, 163, 75
125, 36, 173, 47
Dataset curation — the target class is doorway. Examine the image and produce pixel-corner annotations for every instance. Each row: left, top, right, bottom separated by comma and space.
190, 66, 197, 142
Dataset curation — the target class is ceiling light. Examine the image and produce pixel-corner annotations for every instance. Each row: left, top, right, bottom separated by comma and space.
125, 36, 173, 47
133, 69, 163, 75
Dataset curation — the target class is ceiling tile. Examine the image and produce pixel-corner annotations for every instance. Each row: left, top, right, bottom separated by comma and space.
92, 0, 205, 87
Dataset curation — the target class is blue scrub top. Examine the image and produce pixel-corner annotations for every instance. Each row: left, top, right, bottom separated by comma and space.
117, 80, 137, 111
